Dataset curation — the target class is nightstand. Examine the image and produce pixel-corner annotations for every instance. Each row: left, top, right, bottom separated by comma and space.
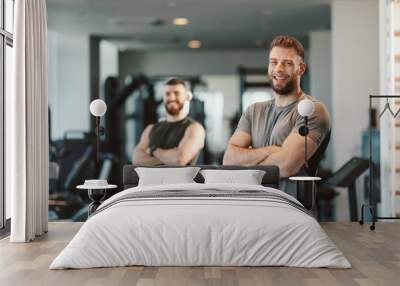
76, 182, 117, 216
289, 176, 321, 212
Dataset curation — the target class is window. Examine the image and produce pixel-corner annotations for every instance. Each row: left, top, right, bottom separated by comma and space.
242, 89, 273, 111
1, 0, 14, 229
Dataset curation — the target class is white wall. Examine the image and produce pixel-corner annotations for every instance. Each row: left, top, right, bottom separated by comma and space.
331, 0, 379, 220
99, 40, 119, 100
309, 30, 333, 170
48, 31, 90, 140
203, 75, 240, 118
379, 0, 393, 217
202, 75, 240, 153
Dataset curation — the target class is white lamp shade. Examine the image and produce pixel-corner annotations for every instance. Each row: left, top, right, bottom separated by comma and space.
89, 99, 107, 117
297, 99, 315, 117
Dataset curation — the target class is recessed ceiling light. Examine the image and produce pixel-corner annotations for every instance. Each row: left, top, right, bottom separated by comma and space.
188, 40, 201, 49
173, 18, 189, 26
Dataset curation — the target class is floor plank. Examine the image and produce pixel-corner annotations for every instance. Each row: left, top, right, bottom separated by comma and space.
0, 222, 399, 286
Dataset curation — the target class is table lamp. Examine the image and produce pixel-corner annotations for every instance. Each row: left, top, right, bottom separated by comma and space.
297, 98, 315, 169
289, 98, 318, 211
89, 99, 107, 163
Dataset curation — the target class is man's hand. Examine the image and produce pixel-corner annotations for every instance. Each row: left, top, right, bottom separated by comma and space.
152, 122, 205, 166
260, 132, 319, 177
223, 130, 280, 166
132, 125, 163, 166
223, 129, 321, 178
146, 145, 158, 156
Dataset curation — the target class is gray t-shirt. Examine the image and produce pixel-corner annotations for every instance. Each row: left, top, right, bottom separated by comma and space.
236, 94, 331, 196
237, 94, 331, 148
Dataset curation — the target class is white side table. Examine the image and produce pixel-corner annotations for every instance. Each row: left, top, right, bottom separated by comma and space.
289, 176, 321, 212
76, 184, 117, 216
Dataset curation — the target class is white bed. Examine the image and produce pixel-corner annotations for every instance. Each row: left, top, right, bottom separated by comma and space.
50, 183, 351, 269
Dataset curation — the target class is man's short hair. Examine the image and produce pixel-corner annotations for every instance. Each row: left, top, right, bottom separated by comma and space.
165, 78, 187, 88
270, 35, 305, 61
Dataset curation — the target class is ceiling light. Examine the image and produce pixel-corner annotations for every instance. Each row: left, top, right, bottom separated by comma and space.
188, 40, 201, 49
173, 18, 189, 26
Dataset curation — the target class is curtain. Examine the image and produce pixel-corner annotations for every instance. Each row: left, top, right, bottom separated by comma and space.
8, 0, 49, 242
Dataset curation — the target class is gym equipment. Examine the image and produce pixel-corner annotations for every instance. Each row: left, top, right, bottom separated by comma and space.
325, 157, 369, 222
49, 130, 118, 220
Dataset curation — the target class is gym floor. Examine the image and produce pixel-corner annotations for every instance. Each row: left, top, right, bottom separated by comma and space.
0, 222, 398, 286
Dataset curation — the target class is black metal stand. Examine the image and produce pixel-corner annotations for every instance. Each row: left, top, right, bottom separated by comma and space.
296, 180, 314, 210
360, 95, 400, 230
95, 116, 105, 164
87, 189, 107, 216
348, 182, 358, 222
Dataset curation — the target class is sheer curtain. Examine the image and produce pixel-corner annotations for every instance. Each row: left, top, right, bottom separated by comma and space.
8, 0, 49, 242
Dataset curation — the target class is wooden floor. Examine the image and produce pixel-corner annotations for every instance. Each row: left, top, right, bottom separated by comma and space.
0, 222, 399, 286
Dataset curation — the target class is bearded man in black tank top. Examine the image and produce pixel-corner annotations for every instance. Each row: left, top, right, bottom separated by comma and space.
132, 78, 205, 166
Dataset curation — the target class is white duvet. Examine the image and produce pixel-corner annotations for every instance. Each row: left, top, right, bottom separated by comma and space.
50, 183, 351, 269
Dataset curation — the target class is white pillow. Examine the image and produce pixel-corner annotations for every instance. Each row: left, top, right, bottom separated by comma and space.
200, 169, 266, 185
135, 167, 200, 186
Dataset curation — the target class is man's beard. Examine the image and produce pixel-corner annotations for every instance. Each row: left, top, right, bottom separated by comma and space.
269, 75, 296, 96
165, 101, 184, 116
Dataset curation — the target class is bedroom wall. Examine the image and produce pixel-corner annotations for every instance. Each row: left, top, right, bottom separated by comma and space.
331, 0, 379, 221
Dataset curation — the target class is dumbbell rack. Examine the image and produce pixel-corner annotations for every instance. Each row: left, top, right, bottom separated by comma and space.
360, 95, 400, 230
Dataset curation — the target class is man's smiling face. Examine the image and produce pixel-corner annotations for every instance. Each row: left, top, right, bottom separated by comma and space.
268, 46, 305, 95
163, 84, 187, 116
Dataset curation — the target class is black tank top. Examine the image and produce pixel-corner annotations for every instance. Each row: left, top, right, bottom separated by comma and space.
148, 117, 197, 165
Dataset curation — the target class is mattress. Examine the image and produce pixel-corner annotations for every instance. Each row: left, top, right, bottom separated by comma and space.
50, 183, 351, 269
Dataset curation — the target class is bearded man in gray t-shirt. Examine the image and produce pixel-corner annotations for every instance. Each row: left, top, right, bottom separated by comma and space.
223, 35, 331, 193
